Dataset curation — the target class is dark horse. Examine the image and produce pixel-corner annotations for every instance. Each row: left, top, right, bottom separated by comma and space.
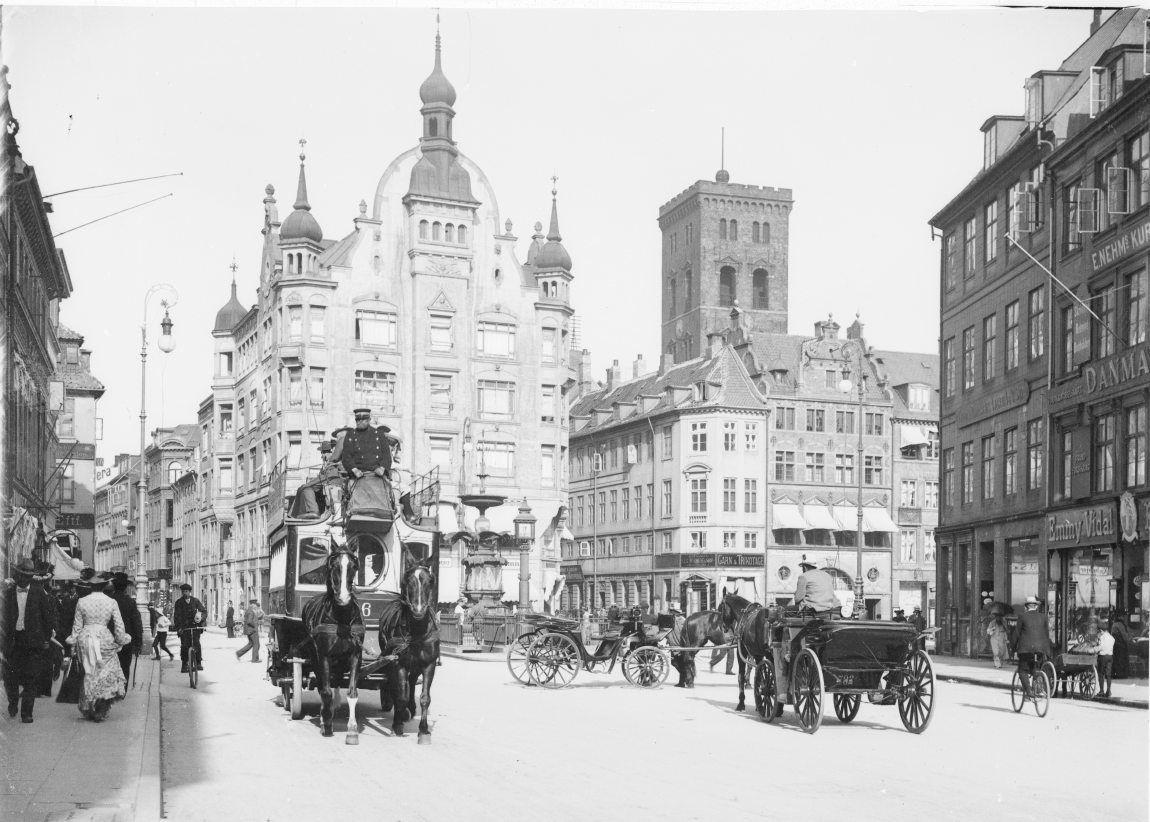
301, 546, 365, 743
716, 591, 768, 713
377, 557, 439, 744
670, 610, 728, 688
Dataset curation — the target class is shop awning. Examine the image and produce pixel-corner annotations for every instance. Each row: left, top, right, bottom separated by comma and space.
802, 505, 839, 531
899, 425, 932, 448
832, 503, 859, 530
862, 507, 900, 533
773, 504, 809, 530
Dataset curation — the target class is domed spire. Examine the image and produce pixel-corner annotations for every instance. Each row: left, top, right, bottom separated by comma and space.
535, 178, 573, 272
214, 262, 247, 333
280, 140, 323, 244
419, 16, 457, 107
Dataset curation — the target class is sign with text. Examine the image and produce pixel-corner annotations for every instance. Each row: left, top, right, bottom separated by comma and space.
958, 383, 1031, 428
1090, 217, 1150, 273
1082, 342, 1150, 397
1046, 503, 1117, 549
656, 553, 765, 570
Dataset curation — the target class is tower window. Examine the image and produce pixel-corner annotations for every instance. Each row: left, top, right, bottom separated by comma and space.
683, 268, 693, 313
719, 267, 737, 307
752, 222, 760, 243
729, 219, 738, 241
761, 222, 771, 244
457, 224, 467, 245
753, 268, 769, 309
543, 282, 550, 298
429, 117, 438, 137
432, 222, 442, 242
719, 218, 727, 240
444, 223, 455, 243
419, 220, 429, 240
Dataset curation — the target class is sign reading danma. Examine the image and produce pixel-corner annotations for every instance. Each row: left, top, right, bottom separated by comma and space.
1083, 342, 1150, 396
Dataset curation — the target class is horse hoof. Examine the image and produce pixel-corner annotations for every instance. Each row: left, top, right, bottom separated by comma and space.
735, 704, 746, 712
345, 734, 359, 746
322, 729, 334, 738
417, 734, 431, 745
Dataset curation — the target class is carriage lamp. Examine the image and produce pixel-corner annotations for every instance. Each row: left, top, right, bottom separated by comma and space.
158, 306, 176, 353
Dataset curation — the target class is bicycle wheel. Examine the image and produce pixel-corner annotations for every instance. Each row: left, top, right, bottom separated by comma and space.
189, 648, 198, 689
1032, 670, 1050, 718
1010, 671, 1024, 713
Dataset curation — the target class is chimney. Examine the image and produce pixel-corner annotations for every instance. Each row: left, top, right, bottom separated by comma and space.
660, 352, 675, 374
707, 332, 724, 359
606, 359, 622, 389
847, 315, 865, 341
632, 353, 646, 379
579, 349, 596, 392
1090, 9, 1102, 35
814, 314, 840, 341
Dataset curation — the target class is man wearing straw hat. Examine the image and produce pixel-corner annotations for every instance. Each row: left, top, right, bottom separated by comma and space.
1, 558, 57, 723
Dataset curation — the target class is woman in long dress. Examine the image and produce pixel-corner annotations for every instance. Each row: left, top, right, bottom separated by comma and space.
64, 578, 130, 721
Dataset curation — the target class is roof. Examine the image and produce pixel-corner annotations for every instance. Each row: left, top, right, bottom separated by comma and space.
55, 322, 83, 343
419, 32, 456, 107
872, 349, 940, 419
60, 368, 105, 394
280, 160, 323, 244
214, 281, 248, 333
318, 230, 357, 268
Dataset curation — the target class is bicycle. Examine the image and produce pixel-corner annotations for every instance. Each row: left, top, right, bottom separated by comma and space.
179, 626, 207, 689
1010, 653, 1051, 717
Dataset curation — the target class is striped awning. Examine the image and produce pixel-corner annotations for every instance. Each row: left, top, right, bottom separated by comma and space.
862, 507, 900, 533
900, 425, 933, 448
772, 504, 809, 530
802, 505, 839, 531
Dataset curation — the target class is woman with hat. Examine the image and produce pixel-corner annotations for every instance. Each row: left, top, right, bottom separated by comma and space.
63, 571, 131, 721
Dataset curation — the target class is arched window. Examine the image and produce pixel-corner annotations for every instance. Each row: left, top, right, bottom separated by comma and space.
444, 223, 455, 243
753, 268, 769, 309
752, 221, 760, 243
683, 268, 693, 312
168, 461, 183, 485
719, 218, 727, 240
542, 282, 550, 298
457, 224, 468, 245
719, 266, 737, 307
432, 222, 442, 242
730, 219, 738, 241
419, 220, 429, 240
428, 117, 438, 137
669, 278, 677, 313
761, 222, 771, 243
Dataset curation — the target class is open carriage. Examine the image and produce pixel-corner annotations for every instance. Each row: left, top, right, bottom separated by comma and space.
753, 609, 937, 734
266, 465, 443, 719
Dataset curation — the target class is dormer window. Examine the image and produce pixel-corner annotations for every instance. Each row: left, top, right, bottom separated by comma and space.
65, 345, 79, 365
908, 385, 930, 411
1024, 77, 1041, 127
983, 127, 997, 170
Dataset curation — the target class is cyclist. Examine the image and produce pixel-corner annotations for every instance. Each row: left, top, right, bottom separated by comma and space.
172, 584, 207, 674
1009, 595, 1051, 697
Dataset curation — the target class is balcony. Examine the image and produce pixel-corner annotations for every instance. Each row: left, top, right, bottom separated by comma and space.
688, 515, 707, 525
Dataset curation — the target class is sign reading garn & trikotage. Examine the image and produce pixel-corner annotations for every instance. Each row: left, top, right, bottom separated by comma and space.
1046, 503, 1117, 549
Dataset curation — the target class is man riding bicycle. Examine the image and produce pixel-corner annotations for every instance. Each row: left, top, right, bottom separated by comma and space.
172, 583, 207, 673
1009, 595, 1051, 696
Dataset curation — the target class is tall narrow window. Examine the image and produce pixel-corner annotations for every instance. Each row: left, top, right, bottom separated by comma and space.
1028, 286, 1046, 361
1094, 413, 1116, 492
1093, 286, 1116, 359
752, 269, 769, 309
1004, 427, 1017, 496
963, 216, 977, 277
983, 200, 999, 264
1127, 405, 1147, 488
1060, 305, 1076, 376
719, 218, 727, 239
1005, 300, 1020, 371
943, 448, 955, 506
718, 267, 736, 307
308, 305, 325, 343
1063, 181, 1082, 254
944, 233, 957, 291
961, 443, 974, 505
1060, 429, 1074, 499
1027, 419, 1045, 491
729, 219, 738, 241
662, 480, 672, 517
962, 327, 975, 389
722, 478, 737, 512
983, 314, 997, 381
308, 368, 325, 408
1127, 128, 1149, 212
723, 422, 737, 452
981, 435, 996, 500
943, 338, 956, 398
541, 326, 558, 364
744, 479, 758, 513
1126, 269, 1148, 345
288, 305, 303, 341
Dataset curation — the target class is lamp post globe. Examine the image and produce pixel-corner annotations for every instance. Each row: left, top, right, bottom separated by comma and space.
158, 308, 176, 353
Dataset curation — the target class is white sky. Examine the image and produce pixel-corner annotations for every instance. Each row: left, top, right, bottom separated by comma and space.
2, 3, 1096, 458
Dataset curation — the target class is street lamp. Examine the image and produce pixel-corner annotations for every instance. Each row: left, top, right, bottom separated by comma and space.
137, 284, 178, 628
514, 498, 537, 611
838, 340, 867, 621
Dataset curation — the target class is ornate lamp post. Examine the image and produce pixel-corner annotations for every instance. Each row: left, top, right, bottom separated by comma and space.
838, 341, 867, 621
137, 285, 178, 618
514, 498, 536, 611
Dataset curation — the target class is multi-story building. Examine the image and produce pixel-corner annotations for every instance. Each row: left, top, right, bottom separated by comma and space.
141, 425, 199, 603
931, 8, 1149, 656
94, 454, 139, 574
569, 166, 938, 618
197, 31, 577, 615
170, 456, 200, 593
1, 66, 73, 576
53, 323, 105, 566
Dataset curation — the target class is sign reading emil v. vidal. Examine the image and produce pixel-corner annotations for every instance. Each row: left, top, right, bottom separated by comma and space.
1046, 504, 1117, 548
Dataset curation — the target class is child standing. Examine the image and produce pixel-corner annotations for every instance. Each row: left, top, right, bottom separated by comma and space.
152, 611, 174, 660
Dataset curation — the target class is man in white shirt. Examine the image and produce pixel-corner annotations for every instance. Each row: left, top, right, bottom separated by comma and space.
1097, 620, 1116, 698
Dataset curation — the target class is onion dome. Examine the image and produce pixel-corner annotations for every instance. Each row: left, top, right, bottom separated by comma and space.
534, 186, 572, 271
280, 150, 323, 244
214, 279, 246, 333
419, 29, 456, 107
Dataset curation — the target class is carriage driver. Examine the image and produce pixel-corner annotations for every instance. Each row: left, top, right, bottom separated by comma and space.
792, 559, 838, 618
339, 410, 393, 478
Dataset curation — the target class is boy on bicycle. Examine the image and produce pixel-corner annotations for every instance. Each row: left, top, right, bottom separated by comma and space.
172, 583, 206, 673
1009, 595, 1051, 696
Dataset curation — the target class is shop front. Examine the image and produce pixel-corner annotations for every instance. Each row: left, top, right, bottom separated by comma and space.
655, 552, 766, 613
1045, 501, 1121, 650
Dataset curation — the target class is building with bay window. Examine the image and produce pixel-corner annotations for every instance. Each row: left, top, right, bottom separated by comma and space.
195, 30, 577, 616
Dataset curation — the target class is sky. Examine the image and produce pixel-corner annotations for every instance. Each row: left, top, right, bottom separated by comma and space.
1, 3, 1097, 459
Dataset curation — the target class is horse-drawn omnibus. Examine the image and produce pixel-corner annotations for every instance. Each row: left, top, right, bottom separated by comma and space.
266, 460, 444, 742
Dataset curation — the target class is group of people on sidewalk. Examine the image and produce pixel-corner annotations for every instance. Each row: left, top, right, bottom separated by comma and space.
1, 559, 146, 724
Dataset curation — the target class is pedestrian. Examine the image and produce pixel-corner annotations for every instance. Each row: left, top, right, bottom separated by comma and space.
1008, 595, 1052, 697
709, 634, 735, 675
580, 609, 592, 646
152, 610, 175, 660
986, 612, 1009, 668
55, 582, 79, 656
225, 600, 235, 639
1096, 621, 1115, 698
172, 584, 207, 674
108, 573, 143, 683
892, 608, 907, 623
1, 558, 57, 724
607, 603, 621, 623
453, 597, 466, 617
1110, 614, 1132, 679
148, 601, 159, 636
64, 572, 131, 721
235, 599, 263, 663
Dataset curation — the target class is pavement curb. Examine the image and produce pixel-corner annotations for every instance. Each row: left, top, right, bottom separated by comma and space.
134, 657, 164, 821
441, 646, 506, 662
938, 673, 1148, 709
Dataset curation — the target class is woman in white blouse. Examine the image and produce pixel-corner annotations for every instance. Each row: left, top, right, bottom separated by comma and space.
64, 575, 131, 721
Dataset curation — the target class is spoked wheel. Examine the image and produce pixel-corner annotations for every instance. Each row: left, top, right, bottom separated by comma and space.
1077, 666, 1099, 699
1042, 660, 1058, 698
833, 693, 861, 723
189, 651, 198, 689
290, 661, 304, 720
753, 661, 777, 721
897, 651, 936, 734
1010, 672, 1025, 713
506, 631, 538, 685
792, 648, 825, 734
528, 633, 582, 689
1032, 670, 1050, 718
621, 647, 671, 688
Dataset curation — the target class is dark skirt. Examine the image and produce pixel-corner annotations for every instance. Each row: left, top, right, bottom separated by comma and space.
56, 656, 84, 704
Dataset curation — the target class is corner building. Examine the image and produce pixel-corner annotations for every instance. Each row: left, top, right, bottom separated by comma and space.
931, 9, 1150, 658
196, 32, 577, 617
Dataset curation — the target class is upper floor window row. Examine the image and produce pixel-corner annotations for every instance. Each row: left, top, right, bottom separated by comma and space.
418, 219, 469, 246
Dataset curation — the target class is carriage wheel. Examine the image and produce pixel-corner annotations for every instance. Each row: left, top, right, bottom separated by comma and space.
754, 661, 780, 723
897, 650, 935, 734
528, 633, 581, 689
792, 648, 825, 734
289, 661, 305, 720
1010, 672, 1024, 713
281, 680, 291, 712
1032, 670, 1050, 718
1042, 660, 1058, 698
1077, 666, 1098, 699
834, 694, 862, 724
622, 647, 671, 688
506, 631, 538, 686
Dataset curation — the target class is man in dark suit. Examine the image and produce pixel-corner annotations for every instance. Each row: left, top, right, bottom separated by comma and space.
1, 558, 57, 723
172, 584, 206, 673
225, 601, 235, 638
339, 409, 393, 477
1009, 595, 1052, 696
110, 573, 143, 682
